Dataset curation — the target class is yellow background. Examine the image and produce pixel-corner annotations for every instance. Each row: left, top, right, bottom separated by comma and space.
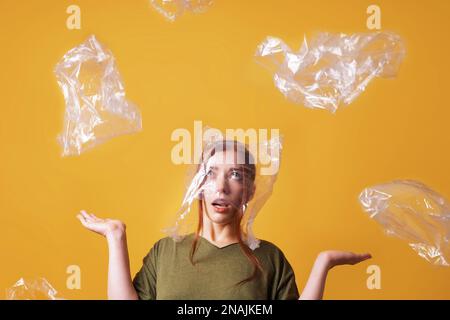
1, 0, 449, 299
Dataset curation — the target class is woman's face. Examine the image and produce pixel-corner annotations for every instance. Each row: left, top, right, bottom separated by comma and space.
202, 150, 252, 225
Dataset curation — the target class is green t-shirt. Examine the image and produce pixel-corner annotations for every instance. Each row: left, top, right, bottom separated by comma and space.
132, 233, 299, 300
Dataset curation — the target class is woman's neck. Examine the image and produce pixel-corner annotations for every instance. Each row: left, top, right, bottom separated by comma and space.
200, 218, 240, 247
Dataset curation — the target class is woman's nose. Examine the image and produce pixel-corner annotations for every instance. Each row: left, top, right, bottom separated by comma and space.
215, 173, 230, 194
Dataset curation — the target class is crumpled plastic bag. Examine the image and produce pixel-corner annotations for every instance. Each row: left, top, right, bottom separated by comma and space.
163, 127, 282, 250
6, 277, 63, 300
54, 35, 142, 156
150, 0, 213, 21
359, 180, 450, 266
255, 32, 406, 113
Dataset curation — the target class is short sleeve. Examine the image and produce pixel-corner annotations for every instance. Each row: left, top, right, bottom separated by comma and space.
132, 241, 159, 300
273, 250, 299, 300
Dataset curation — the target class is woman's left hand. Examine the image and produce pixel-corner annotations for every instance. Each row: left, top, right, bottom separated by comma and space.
299, 250, 372, 300
318, 250, 372, 270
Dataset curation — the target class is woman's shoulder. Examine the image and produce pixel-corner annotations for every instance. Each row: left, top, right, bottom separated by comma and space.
254, 239, 295, 274
255, 239, 288, 258
140, 236, 179, 262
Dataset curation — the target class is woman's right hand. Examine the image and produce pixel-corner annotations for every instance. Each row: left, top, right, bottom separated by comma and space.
77, 210, 126, 239
77, 210, 138, 300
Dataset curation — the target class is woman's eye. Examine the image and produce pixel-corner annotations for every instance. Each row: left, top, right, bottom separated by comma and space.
230, 171, 242, 180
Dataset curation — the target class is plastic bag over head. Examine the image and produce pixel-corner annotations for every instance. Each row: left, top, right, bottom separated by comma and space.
54, 35, 142, 156
163, 127, 282, 250
255, 31, 406, 113
359, 180, 450, 266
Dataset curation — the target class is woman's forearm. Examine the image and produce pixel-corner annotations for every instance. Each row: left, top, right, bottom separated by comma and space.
106, 230, 138, 300
299, 254, 330, 300
298, 250, 371, 300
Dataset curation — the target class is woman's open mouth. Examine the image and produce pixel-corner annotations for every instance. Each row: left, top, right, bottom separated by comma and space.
212, 199, 231, 213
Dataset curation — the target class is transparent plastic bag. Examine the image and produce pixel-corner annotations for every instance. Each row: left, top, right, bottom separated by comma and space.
163, 128, 282, 250
359, 180, 450, 266
6, 277, 63, 300
255, 32, 406, 113
150, 0, 213, 21
54, 35, 142, 156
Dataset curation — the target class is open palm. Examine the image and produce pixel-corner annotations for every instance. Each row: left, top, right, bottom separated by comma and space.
77, 210, 124, 237
321, 250, 372, 269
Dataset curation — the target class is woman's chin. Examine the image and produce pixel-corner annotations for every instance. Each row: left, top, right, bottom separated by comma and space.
207, 210, 236, 224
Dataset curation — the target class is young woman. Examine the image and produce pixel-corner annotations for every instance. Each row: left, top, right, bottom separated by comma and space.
77, 140, 371, 300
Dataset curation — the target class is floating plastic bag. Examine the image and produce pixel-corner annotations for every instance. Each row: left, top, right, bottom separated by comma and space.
163, 127, 282, 250
150, 0, 213, 21
54, 35, 142, 156
359, 180, 450, 266
6, 277, 63, 300
255, 32, 406, 113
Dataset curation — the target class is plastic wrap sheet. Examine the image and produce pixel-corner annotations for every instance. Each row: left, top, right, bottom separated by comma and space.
255, 32, 406, 113
150, 0, 213, 21
359, 180, 450, 266
6, 277, 62, 300
54, 35, 142, 156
